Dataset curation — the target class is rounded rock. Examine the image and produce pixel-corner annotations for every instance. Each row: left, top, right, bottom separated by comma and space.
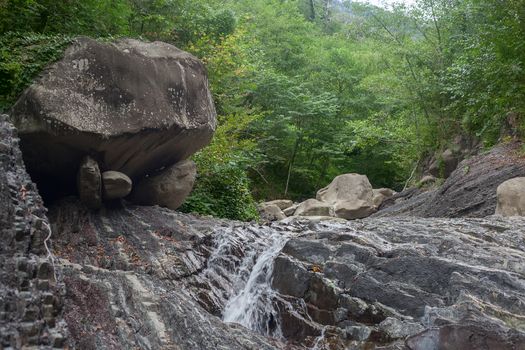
102, 171, 132, 200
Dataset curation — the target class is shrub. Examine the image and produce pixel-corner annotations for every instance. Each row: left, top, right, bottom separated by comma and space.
0, 32, 72, 112
180, 163, 259, 222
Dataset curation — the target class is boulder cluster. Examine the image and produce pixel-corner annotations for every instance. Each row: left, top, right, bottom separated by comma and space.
258, 173, 395, 221
9, 37, 216, 210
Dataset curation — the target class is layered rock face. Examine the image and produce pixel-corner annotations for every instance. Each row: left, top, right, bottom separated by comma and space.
45, 198, 525, 349
376, 142, 525, 218
270, 217, 525, 349
49, 200, 285, 350
10, 37, 216, 205
0, 115, 66, 348
2, 117, 525, 349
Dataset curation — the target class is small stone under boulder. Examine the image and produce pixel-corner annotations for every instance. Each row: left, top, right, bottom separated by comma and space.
102, 171, 132, 200
77, 156, 102, 210
495, 177, 525, 216
130, 160, 196, 210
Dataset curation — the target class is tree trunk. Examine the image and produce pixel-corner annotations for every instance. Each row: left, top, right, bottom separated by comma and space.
309, 0, 316, 20
284, 137, 301, 196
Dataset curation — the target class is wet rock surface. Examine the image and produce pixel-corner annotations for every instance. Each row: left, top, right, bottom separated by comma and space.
2, 113, 525, 349
49, 200, 289, 350
47, 196, 525, 349
376, 142, 525, 218
271, 217, 525, 349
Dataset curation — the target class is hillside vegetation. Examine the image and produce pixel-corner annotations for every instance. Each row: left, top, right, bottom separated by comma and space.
1, 0, 524, 220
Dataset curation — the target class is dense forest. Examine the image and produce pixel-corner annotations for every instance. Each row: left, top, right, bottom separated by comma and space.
1, 0, 524, 220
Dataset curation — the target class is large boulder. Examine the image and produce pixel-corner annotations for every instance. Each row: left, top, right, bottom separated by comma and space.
495, 177, 525, 216
334, 200, 376, 220
317, 174, 376, 219
10, 37, 216, 199
294, 199, 334, 217
129, 160, 196, 210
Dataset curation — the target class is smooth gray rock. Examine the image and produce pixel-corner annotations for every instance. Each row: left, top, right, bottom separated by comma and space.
429, 148, 459, 179
102, 171, 132, 200
258, 203, 286, 222
372, 188, 395, 207
77, 156, 102, 209
130, 160, 196, 210
10, 37, 216, 198
263, 200, 294, 210
317, 173, 376, 219
294, 199, 334, 217
496, 177, 525, 216
283, 204, 298, 216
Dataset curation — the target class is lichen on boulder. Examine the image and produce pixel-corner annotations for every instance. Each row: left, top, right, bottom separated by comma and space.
10, 37, 216, 203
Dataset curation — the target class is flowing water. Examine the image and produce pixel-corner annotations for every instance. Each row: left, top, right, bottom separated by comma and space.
222, 231, 288, 336
191, 223, 294, 337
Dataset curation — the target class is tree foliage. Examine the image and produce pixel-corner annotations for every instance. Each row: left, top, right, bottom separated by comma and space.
1, 0, 524, 219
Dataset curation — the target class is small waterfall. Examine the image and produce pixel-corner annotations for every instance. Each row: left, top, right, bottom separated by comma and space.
222, 231, 289, 336
192, 223, 292, 337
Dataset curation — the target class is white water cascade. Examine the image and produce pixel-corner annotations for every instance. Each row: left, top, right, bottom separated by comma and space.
222, 231, 289, 336
191, 223, 293, 337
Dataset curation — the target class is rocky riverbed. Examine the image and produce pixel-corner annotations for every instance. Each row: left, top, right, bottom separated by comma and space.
44, 199, 525, 350
2, 33, 525, 350
2, 112, 525, 349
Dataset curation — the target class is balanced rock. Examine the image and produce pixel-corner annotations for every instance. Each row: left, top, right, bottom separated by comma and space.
294, 199, 334, 217
10, 37, 216, 198
130, 160, 196, 210
496, 177, 525, 216
77, 156, 101, 209
317, 174, 376, 219
258, 203, 286, 222
102, 171, 132, 200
